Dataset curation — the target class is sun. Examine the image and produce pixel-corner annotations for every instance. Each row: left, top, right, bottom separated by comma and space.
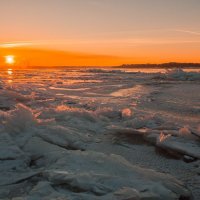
5, 55, 15, 65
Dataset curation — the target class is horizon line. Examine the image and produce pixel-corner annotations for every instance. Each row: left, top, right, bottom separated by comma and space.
1, 62, 200, 69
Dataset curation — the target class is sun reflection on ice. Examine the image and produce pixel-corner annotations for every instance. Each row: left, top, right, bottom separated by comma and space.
7, 68, 13, 84
8, 79, 13, 84
7, 68, 13, 75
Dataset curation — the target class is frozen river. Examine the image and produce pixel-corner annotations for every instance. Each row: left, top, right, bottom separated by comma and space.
0, 67, 199, 199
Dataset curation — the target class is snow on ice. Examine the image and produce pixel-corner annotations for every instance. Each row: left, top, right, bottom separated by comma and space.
0, 67, 199, 199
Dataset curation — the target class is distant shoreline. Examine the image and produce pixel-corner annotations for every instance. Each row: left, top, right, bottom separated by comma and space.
116, 62, 200, 69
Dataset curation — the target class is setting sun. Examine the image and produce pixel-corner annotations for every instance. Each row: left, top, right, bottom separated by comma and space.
5, 55, 15, 65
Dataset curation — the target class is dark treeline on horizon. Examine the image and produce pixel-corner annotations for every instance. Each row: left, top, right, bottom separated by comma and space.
120, 62, 200, 69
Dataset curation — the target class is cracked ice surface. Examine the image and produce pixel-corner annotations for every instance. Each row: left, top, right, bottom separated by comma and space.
0, 67, 199, 199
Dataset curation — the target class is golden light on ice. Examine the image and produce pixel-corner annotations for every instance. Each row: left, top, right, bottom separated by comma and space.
7, 68, 13, 75
5, 55, 15, 64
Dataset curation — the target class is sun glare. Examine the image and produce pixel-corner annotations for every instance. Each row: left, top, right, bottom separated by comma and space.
5, 55, 15, 65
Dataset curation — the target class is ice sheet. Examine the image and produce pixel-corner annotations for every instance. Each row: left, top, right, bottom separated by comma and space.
0, 67, 199, 199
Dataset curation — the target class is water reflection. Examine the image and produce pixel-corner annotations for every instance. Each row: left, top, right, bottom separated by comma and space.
7, 68, 13, 83
7, 68, 13, 75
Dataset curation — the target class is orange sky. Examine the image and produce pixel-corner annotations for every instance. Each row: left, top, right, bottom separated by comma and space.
0, 46, 126, 67
1, 0, 200, 66
0, 43, 199, 67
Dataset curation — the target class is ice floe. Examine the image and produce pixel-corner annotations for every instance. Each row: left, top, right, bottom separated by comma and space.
0, 67, 199, 199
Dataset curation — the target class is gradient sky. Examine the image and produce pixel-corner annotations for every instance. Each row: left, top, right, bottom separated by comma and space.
0, 0, 200, 66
